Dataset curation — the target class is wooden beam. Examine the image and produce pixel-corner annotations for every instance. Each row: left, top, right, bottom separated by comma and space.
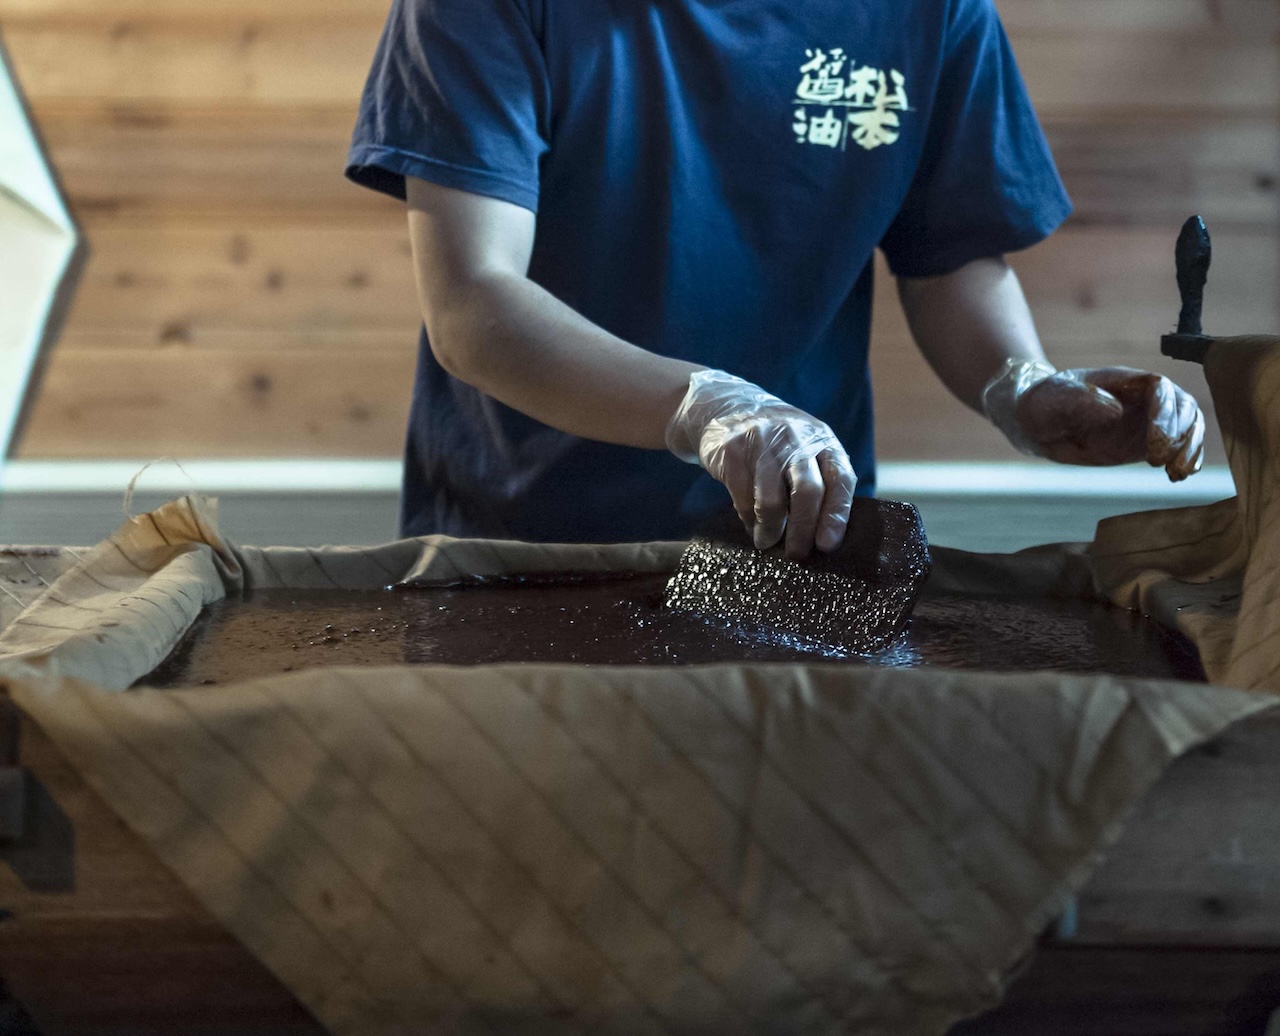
45, 220, 1280, 353
4, 21, 1277, 112
32, 102, 394, 219
24, 102, 1278, 227
1013, 34, 1279, 115
2, 21, 383, 105
13, 348, 415, 458
874, 227, 1280, 352
15, 223, 1270, 461
1043, 114, 1280, 229
61, 212, 419, 350
997, 0, 1280, 37
0, 0, 1275, 38
0, 0, 385, 23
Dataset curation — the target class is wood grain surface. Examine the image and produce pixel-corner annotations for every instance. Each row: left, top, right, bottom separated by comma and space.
1070, 710, 1280, 948
0, 0, 1276, 463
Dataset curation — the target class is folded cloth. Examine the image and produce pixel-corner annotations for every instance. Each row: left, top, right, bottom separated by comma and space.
0, 493, 1273, 1035
1091, 336, 1280, 691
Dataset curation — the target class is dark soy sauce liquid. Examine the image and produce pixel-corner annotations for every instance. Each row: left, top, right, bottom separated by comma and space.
139, 573, 1207, 688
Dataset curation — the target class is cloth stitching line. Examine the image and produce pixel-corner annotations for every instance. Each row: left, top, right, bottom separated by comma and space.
9, 619, 83, 634
351, 144, 537, 197
106, 536, 152, 575
394, 674, 705, 1035
431, 545, 467, 582
858, 678, 1147, 928
182, 496, 219, 552
65, 564, 121, 595
66, 687, 370, 1025
15, 556, 52, 587
1089, 512, 1241, 561
29, 591, 104, 616
285, 671, 586, 1024
1221, 493, 1280, 670
254, 549, 290, 590
0, 582, 27, 609
162, 687, 485, 1030
149, 569, 210, 618
118, 591, 186, 642
672, 671, 992, 983
947, 685, 1085, 795
355, 548, 401, 583
302, 548, 344, 590
481, 668, 849, 1029
481, 540, 509, 574
146, 512, 174, 548
815, 683, 1061, 908
568, 670, 933, 994
168, 580, 201, 614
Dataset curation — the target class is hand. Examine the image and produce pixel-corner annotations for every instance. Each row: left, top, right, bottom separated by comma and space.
666, 370, 856, 557
983, 361, 1206, 481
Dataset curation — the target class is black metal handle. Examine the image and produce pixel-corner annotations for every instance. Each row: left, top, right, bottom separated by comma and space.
1175, 215, 1211, 336
1162, 216, 1212, 363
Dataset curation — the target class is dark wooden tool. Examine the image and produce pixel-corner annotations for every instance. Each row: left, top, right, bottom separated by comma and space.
664, 497, 931, 655
1161, 215, 1214, 365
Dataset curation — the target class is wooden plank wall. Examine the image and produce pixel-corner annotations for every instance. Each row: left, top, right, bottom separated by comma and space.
2, 0, 1277, 462
872, 0, 1280, 464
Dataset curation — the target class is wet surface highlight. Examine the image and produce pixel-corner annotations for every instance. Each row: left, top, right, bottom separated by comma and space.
666, 500, 932, 655
139, 572, 1206, 687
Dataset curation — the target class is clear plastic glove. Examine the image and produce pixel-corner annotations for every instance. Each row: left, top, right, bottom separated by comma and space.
981, 360, 1206, 481
666, 370, 856, 557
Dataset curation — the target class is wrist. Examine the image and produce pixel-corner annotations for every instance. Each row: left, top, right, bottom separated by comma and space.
664, 369, 775, 465
981, 358, 1057, 456
664, 371, 706, 463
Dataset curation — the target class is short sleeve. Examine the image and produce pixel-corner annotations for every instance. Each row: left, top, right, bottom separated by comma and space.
345, 0, 549, 212
880, 0, 1071, 278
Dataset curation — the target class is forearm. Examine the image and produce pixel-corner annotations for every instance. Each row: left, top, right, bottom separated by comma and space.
896, 255, 1205, 479
895, 256, 1046, 413
406, 177, 701, 449
425, 272, 702, 449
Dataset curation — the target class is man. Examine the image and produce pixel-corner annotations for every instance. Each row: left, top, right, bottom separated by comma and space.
347, 0, 1205, 558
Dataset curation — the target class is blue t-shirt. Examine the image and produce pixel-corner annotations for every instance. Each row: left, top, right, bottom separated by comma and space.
347, 0, 1071, 542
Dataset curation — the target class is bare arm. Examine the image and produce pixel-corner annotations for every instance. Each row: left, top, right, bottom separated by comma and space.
894, 255, 1046, 413
405, 176, 701, 449
895, 254, 1205, 479
405, 176, 856, 555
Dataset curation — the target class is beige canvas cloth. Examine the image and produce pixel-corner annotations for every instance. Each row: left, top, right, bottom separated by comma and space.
0, 496, 1271, 1036
0, 338, 1275, 1035
1091, 336, 1280, 691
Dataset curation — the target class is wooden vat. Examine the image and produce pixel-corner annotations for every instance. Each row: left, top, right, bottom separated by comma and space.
0, 546, 1273, 1034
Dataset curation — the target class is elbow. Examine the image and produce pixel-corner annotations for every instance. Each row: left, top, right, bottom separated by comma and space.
422, 297, 486, 385
426, 324, 476, 383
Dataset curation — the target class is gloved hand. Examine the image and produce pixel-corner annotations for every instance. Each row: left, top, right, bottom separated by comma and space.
666, 369, 856, 557
981, 360, 1206, 481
